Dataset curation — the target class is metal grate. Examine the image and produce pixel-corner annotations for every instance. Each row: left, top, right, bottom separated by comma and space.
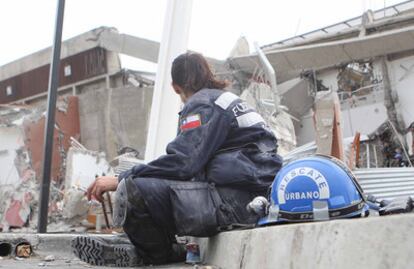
354, 167, 414, 201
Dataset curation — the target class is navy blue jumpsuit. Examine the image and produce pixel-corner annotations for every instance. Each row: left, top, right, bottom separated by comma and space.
118, 88, 282, 263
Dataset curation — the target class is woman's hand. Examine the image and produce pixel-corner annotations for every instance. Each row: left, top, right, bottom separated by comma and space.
86, 176, 119, 202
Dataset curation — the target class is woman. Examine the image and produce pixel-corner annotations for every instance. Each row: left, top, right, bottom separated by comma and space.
72, 52, 282, 266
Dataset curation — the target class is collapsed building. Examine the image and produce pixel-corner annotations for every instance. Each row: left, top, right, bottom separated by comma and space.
224, 0, 414, 170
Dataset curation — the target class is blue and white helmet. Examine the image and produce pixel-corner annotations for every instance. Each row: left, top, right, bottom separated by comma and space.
258, 155, 369, 225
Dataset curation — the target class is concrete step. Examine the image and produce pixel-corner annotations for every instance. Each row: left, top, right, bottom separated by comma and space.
196, 214, 414, 269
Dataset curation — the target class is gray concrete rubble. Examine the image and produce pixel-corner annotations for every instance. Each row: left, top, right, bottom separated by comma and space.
241, 82, 296, 155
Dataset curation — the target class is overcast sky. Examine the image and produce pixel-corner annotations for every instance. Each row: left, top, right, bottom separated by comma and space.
0, 0, 406, 71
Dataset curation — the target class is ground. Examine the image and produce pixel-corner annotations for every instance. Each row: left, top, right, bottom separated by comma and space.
0, 233, 196, 269
0, 256, 192, 269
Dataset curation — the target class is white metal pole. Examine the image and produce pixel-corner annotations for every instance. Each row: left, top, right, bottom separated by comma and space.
145, 0, 193, 161
254, 42, 280, 114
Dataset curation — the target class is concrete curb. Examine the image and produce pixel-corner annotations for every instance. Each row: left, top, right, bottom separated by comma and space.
2, 214, 413, 268
196, 214, 414, 269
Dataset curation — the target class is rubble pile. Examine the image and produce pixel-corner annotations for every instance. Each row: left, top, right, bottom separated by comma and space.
0, 97, 81, 232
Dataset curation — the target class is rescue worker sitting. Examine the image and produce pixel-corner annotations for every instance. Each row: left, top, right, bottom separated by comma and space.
72, 52, 283, 267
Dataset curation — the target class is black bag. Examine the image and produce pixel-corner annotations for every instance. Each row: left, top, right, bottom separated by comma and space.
169, 182, 235, 237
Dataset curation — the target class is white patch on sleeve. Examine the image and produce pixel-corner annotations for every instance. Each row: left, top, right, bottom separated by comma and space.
236, 112, 265, 127
185, 114, 200, 123
214, 92, 239, 110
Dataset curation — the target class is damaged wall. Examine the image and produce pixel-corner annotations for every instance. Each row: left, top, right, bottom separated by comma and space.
311, 60, 387, 137
316, 55, 414, 138
78, 86, 153, 160
341, 102, 388, 137
23, 96, 80, 182
387, 54, 414, 128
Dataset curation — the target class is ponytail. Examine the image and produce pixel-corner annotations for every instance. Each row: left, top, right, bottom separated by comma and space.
171, 52, 227, 94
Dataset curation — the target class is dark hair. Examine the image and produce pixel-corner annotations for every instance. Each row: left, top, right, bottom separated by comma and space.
171, 52, 227, 94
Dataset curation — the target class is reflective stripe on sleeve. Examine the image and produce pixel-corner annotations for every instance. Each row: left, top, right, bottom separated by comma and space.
236, 112, 265, 127
214, 92, 239, 110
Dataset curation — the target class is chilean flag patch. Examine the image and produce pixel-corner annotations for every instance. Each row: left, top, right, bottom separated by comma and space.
180, 114, 202, 131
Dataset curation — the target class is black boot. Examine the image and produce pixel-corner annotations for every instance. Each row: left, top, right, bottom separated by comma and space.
71, 235, 143, 267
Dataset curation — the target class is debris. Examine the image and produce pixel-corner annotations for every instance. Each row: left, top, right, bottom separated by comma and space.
337, 61, 377, 102
43, 255, 55, 262
38, 262, 46, 267
241, 81, 296, 155
110, 153, 144, 175
0, 96, 80, 231
15, 242, 31, 258
62, 187, 89, 220
70, 136, 86, 150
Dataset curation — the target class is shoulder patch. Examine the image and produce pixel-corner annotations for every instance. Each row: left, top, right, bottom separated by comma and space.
180, 114, 202, 131
214, 92, 239, 110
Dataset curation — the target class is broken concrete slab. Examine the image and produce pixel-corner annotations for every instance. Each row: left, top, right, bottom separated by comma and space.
64, 147, 113, 191
197, 214, 414, 269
